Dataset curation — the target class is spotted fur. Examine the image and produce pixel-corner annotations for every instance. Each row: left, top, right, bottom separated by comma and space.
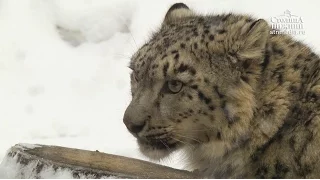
123, 3, 320, 178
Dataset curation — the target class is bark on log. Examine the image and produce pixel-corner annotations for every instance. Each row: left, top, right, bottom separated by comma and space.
3, 144, 202, 179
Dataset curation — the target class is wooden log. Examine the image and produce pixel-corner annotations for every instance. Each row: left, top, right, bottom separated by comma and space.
2, 144, 202, 179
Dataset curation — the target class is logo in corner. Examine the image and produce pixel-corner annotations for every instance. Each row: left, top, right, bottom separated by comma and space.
270, 10, 305, 36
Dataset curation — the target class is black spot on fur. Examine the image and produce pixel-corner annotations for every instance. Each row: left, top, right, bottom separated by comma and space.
289, 43, 296, 48
278, 74, 284, 84
161, 54, 167, 60
178, 64, 188, 73
264, 103, 275, 115
243, 60, 250, 69
187, 94, 193, 100
151, 64, 158, 69
249, 19, 263, 31
299, 164, 313, 176
255, 166, 268, 178
163, 62, 169, 77
155, 100, 160, 108
221, 100, 226, 109
209, 34, 215, 41
204, 29, 210, 34
189, 68, 196, 75
217, 29, 227, 34
246, 18, 254, 22
171, 50, 178, 54
310, 52, 316, 57
289, 85, 298, 93
296, 54, 303, 60
305, 57, 312, 62
306, 91, 318, 102
217, 132, 221, 140
273, 161, 289, 178
275, 131, 284, 140
228, 116, 240, 125
214, 86, 224, 98
204, 78, 209, 84
163, 37, 170, 47
180, 43, 186, 49
198, 91, 211, 104
193, 43, 198, 49
272, 43, 284, 55
289, 136, 296, 150
293, 63, 299, 70
209, 105, 215, 111
191, 85, 198, 89
241, 75, 249, 83
174, 53, 180, 60
221, 14, 231, 22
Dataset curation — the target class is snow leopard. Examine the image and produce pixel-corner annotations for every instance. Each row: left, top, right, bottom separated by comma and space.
123, 3, 320, 178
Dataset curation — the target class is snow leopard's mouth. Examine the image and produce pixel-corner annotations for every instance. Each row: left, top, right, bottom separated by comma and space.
137, 138, 178, 160
143, 139, 177, 149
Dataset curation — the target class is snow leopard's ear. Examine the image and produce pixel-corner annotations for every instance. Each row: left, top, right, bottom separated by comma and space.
226, 19, 270, 64
163, 3, 194, 24
240, 19, 269, 59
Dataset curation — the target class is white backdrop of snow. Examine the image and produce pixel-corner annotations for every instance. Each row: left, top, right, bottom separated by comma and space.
0, 0, 319, 178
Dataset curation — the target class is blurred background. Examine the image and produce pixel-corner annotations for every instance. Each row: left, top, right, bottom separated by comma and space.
0, 0, 319, 177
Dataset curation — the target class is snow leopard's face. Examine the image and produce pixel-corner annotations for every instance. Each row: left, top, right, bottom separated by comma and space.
124, 42, 222, 160
123, 3, 269, 160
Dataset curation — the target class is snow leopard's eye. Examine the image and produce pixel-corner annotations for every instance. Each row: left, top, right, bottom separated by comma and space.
167, 80, 183, 94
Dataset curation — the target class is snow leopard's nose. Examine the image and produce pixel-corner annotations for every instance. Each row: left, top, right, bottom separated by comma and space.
123, 104, 146, 134
124, 121, 145, 134
123, 116, 145, 134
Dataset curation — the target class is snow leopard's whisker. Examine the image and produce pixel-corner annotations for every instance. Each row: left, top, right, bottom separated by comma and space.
173, 133, 202, 143
181, 129, 212, 132
123, 22, 138, 49
159, 139, 171, 151
171, 137, 195, 148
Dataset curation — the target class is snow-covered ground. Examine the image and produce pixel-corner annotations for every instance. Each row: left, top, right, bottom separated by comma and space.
0, 0, 319, 178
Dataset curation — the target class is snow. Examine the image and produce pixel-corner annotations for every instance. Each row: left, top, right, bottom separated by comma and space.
0, 0, 319, 178
15, 143, 41, 150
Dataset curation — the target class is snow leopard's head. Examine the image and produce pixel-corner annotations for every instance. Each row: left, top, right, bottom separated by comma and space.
123, 3, 269, 160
